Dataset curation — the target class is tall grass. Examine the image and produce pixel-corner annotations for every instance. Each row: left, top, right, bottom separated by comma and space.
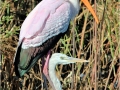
0, 0, 119, 90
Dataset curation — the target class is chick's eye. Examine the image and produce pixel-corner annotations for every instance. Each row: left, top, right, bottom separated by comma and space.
60, 57, 64, 60
60, 56, 69, 60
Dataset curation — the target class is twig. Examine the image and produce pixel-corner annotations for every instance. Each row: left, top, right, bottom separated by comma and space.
30, 69, 43, 82
104, 56, 117, 90
94, 0, 97, 89
71, 20, 75, 90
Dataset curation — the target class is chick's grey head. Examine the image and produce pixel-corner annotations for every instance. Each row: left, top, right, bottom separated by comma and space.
49, 53, 89, 66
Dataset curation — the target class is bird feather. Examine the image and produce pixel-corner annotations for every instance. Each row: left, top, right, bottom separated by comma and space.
14, 0, 78, 77
19, 0, 73, 49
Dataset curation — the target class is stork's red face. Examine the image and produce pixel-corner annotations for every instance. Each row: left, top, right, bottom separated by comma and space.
81, 0, 99, 24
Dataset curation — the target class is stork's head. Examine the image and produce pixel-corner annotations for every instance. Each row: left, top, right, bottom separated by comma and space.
69, 0, 99, 24
49, 53, 89, 65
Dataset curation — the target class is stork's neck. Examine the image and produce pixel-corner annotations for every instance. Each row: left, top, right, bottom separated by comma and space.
49, 64, 62, 90
69, 0, 80, 16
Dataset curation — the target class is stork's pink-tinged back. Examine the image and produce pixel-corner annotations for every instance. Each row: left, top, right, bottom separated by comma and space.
18, 0, 79, 48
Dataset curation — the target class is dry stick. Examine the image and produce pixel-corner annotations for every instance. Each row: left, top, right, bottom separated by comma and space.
59, 64, 63, 82
73, 20, 78, 90
94, 0, 97, 90
75, 11, 88, 88
103, 1, 117, 89
0, 1, 10, 19
118, 2, 120, 90
30, 69, 43, 82
78, 11, 89, 58
38, 60, 44, 90
31, 74, 34, 90
76, 10, 89, 22
117, 66, 120, 89
30, 68, 44, 90
99, 0, 106, 86
104, 56, 118, 90
78, 11, 89, 89
31, 0, 35, 9
27, 79, 31, 90
22, 76, 27, 90
71, 20, 75, 90
90, 26, 92, 90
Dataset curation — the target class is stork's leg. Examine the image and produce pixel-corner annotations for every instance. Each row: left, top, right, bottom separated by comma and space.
43, 50, 56, 90
41, 57, 48, 90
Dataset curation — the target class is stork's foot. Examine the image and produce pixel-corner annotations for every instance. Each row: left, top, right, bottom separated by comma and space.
42, 73, 48, 90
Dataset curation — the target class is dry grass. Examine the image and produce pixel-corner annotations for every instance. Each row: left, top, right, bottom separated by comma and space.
0, 0, 120, 90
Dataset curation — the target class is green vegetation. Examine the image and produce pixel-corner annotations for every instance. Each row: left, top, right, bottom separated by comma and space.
1, 0, 119, 90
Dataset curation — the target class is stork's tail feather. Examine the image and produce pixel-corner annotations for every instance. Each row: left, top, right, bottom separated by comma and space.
14, 44, 22, 77
14, 44, 43, 77
16, 54, 42, 77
